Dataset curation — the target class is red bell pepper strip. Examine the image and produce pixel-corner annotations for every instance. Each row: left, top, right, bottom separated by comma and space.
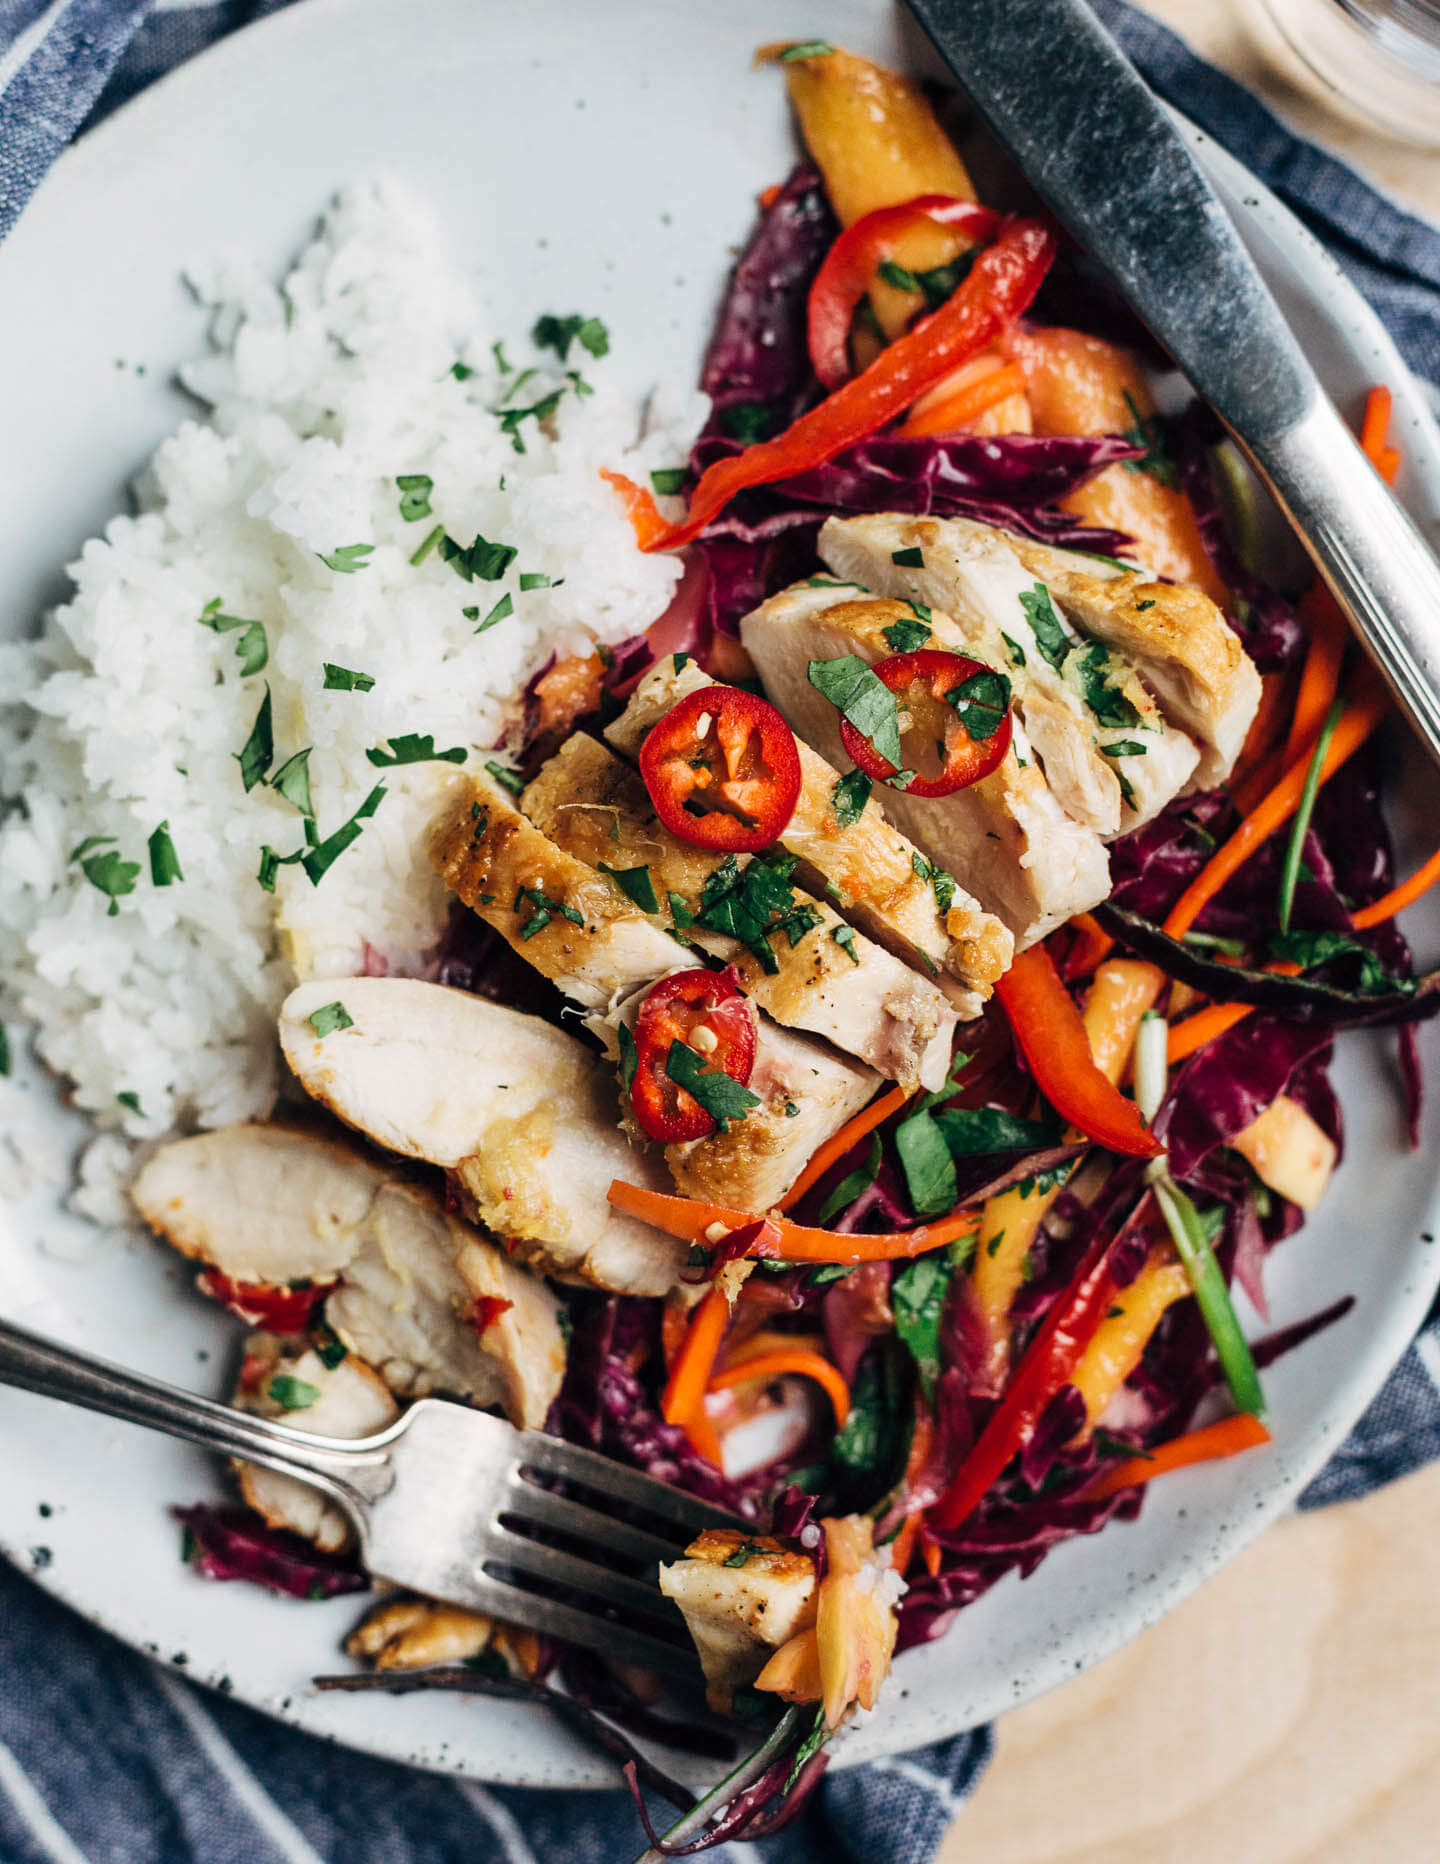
639, 685, 802, 853
807, 194, 1004, 389
630, 968, 758, 1144
929, 1222, 1120, 1531
995, 946, 1163, 1158
196, 1270, 332, 1333
615, 215, 1056, 555
838, 648, 1012, 797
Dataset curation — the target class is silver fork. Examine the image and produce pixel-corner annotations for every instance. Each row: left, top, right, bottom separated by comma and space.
0, 1314, 740, 1680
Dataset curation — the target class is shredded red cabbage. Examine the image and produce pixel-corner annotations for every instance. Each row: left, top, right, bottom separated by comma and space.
175, 1504, 369, 1601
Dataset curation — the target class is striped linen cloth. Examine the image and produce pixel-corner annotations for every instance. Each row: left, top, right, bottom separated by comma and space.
1, 3, 1439, 1860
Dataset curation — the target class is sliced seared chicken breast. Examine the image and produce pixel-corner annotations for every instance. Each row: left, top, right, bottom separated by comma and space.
279, 977, 685, 1297
523, 734, 960, 1088
431, 769, 684, 1010
817, 514, 1205, 827
606, 657, 1013, 1003
739, 587, 1111, 947
232, 1336, 399, 1552
659, 1529, 818, 1712
426, 794, 886, 1210
133, 1122, 567, 1427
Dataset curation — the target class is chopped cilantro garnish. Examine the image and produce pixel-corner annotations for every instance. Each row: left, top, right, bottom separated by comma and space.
197, 599, 268, 677
1000, 631, 1027, 667
235, 688, 274, 792
0, 1024, 8, 1078
722, 1538, 764, 1568
695, 851, 820, 974
440, 532, 517, 583
1072, 643, 1142, 729
147, 821, 183, 887
484, 760, 525, 797
1135, 597, 1157, 611
668, 891, 696, 928
514, 885, 584, 939
531, 313, 609, 361
268, 1375, 321, 1411
395, 474, 433, 522
312, 1323, 348, 1369
1102, 739, 1148, 758
1019, 583, 1070, 669
366, 734, 468, 768
808, 656, 903, 767
831, 766, 873, 828
318, 543, 374, 573
1119, 391, 1178, 487
672, 652, 692, 673
882, 616, 932, 653
518, 572, 552, 591
256, 845, 302, 892
946, 668, 1011, 742
804, 576, 865, 590
915, 253, 974, 309
818, 1132, 884, 1226
307, 1000, 354, 1037
299, 785, 386, 886
471, 594, 511, 632
116, 1090, 143, 1116
269, 748, 314, 817
650, 467, 687, 496
451, 360, 475, 381
831, 923, 860, 964
617, 1021, 638, 1094
498, 389, 565, 452
779, 39, 834, 58
891, 546, 925, 568
322, 663, 375, 692
599, 862, 659, 913
665, 1040, 761, 1131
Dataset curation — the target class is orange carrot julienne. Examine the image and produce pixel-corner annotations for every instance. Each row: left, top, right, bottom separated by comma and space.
1166, 1000, 1256, 1064
1360, 385, 1392, 465
1163, 684, 1389, 941
1086, 1413, 1272, 1501
1352, 844, 1440, 929
707, 1350, 851, 1427
608, 1178, 977, 1264
1282, 589, 1348, 772
599, 466, 673, 549
780, 1083, 910, 1212
889, 1514, 920, 1574
1062, 910, 1115, 981
900, 360, 1028, 438
661, 1287, 730, 1459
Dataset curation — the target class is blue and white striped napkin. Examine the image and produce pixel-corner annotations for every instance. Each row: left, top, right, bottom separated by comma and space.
1, 3, 1439, 1860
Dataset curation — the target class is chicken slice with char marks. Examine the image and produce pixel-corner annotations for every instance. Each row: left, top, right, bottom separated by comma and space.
427, 789, 884, 1210
658, 1528, 818, 1713
133, 1121, 567, 1427
523, 734, 959, 1089
817, 514, 1203, 828
278, 977, 684, 1297
231, 1335, 398, 1552
739, 588, 1111, 947
606, 658, 1012, 1005
431, 769, 685, 1011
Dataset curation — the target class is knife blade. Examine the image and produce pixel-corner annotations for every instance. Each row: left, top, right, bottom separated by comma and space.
906, 0, 1440, 769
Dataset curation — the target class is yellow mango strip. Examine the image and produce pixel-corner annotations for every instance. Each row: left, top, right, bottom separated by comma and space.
766, 42, 975, 338
754, 1626, 823, 1704
1231, 1094, 1337, 1212
972, 959, 1164, 1383
1070, 1243, 1192, 1429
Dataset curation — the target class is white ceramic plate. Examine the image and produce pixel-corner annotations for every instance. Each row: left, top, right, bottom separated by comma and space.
2, 0, 1439, 1790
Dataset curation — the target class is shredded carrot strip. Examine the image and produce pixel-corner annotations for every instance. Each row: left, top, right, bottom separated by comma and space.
1351, 845, 1440, 928
1086, 1413, 1272, 1501
889, 1515, 919, 1574
661, 1287, 730, 1459
758, 181, 784, 210
900, 361, 1028, 439
1163, 683, 1389, 941
780, 1083, 910, 1212
609, 1178, 977, 1263
1361, 385, 1392, 464
1166, 1000, 1256, 1064
599, 466, 674, 550
921, 1531, 943, 1579
1282, 588, 1348, 772
707, 1350, 851, 1427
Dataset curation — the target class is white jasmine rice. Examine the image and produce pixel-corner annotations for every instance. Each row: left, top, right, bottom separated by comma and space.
0, 179, 706, 1156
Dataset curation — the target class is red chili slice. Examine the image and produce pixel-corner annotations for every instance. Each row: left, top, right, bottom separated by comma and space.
838, 649, 1013, 797
196, 1270, 332, 1333
639, 685, 802, 852
807, 194, 1004, 390
630, 968, 758, 1145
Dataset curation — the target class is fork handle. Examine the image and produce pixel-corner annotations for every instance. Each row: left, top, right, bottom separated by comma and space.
0, 1314, 396, 1515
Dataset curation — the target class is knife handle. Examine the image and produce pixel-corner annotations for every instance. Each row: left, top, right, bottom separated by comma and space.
1246, 398, 1440, 763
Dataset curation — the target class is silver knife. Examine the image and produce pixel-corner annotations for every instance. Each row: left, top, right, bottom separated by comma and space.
906, 0, 1440, 765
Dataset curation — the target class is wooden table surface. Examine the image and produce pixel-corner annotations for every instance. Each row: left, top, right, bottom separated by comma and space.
939, 6, 1440, 1857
